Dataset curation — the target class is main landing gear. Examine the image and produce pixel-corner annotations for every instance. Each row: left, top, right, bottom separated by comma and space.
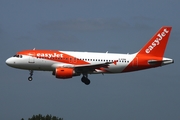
28, 70, 33, 81
81, 74, 90, 85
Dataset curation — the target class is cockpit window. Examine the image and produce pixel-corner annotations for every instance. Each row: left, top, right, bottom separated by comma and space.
13, 54, 23, 58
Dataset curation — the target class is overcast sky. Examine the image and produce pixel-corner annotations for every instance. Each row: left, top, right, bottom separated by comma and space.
0, 0, 180, 120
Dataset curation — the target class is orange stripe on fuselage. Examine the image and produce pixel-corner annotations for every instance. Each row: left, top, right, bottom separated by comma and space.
122, 54, 162, 73
17, 50, 90, 65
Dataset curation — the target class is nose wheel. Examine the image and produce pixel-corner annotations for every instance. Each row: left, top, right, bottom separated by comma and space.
81, 74, 90, 85
28, 70, 33, 81
28, 76, 33, 81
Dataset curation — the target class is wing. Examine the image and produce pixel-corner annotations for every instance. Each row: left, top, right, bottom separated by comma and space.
52, 60, 118, 73
74, 60, 118, 73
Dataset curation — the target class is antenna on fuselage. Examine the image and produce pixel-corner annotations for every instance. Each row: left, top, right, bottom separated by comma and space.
33, 48, 36, 50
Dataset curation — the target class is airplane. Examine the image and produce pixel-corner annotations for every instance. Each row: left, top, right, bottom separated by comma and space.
6, 26, 174, 85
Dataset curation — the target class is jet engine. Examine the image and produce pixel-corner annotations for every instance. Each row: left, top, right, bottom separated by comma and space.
54, 67, 74, 79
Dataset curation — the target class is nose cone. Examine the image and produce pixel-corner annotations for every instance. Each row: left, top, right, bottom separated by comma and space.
6, 58, 14, 67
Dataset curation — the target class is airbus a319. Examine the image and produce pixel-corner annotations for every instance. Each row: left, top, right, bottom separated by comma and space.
6, 26, 174, 85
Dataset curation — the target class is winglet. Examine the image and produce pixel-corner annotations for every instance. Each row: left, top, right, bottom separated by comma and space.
137, 26, 172, 57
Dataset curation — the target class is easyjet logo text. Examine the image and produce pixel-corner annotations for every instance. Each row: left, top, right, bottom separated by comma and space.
145, 28, 169, 54
36, 53, 63, 58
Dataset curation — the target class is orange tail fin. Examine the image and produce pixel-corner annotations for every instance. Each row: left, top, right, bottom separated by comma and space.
138, 26, 172, 57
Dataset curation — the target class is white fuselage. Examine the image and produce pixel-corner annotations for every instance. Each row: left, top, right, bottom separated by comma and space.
6, 51, 137, 73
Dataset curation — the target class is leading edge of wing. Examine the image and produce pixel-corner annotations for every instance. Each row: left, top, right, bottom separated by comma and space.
52, 61, 117, 70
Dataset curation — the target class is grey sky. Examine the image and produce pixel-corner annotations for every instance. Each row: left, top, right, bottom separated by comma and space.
0, 0, 180, 120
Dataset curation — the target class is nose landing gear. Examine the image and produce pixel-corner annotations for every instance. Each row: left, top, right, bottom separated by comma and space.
28, 70, 33, 81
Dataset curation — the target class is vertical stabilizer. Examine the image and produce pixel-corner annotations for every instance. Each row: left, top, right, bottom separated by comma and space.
138, 26, 172, 57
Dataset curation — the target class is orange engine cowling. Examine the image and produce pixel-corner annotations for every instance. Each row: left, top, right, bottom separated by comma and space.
55, 68, 74, 79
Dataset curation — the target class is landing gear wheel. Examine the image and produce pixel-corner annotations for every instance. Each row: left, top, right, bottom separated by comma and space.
84, 79, 90, 85
81, 76, 85, 83
28, 77, 33, 81
28, 70, 33, 81
81, 76, 90, 85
